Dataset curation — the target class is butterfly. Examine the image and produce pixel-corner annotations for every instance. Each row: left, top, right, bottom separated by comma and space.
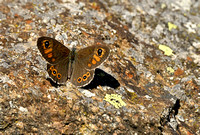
37, 37, 110, 87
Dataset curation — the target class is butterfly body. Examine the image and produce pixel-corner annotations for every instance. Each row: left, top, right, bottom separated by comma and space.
37, 37, 110, 87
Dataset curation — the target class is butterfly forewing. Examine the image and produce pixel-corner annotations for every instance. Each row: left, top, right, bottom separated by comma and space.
76, 45, 110, 70
37, 37, 71, 64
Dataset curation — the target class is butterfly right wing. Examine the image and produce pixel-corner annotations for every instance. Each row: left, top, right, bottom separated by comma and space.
47, 58, 70, 84
70, 45, 110, 87
76, 45, 110, 69
70, 59, 95, 87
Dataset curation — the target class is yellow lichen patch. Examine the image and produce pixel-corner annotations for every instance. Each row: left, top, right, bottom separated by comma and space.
104, 94, 126, 109
161, 3, 166, 9
168, 22, 177, 31
167, 67, 174, 74
159, 44, 174, 56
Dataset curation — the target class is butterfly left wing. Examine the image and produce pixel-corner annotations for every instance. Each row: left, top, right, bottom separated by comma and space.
37, 37, 71, 64
47, 58, 69, 84
76, 45, 110, 69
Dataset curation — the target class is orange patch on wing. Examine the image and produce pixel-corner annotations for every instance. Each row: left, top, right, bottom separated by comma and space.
77, 77, 82, 83
88, 63, 92, 68
44, 48, 53, 54
57, 73, 62, 79
50, 66, 54, 71
92, 59, 96, 65
52, 58, 55, 62
86, 72, 90, 77
47, 53, 53, 58
42, 40, 50, 49
101, 48, 106, 56
93, 54, 100, 62
52, 69, 57, 76
96, 48, 105, 58
82, 74, 87, 81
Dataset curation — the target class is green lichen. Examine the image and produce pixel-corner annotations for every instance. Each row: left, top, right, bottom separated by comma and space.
167, 67, 174, 74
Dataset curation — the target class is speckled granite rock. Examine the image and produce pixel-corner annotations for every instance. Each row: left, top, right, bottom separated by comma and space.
0, 0, 199, 134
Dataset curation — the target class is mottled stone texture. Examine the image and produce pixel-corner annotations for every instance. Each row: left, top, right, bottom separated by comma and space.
0, 0, 199, 134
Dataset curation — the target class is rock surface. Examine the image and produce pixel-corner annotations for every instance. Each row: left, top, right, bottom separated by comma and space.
0, 0, 199, 134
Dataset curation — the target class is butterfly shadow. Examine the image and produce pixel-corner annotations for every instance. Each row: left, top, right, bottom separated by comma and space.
47, 68, 120, 89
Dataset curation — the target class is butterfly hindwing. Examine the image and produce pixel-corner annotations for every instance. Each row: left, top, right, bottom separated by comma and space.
70, 59, 94, 87
47, 58, 70, 84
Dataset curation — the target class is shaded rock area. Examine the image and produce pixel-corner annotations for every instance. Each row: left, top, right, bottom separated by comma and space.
0, 0, 199, 134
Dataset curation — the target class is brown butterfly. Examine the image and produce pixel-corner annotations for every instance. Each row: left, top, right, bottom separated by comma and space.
37, 37, 110, 87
